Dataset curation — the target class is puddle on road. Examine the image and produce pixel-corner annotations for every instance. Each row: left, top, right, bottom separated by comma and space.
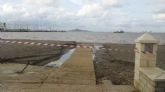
46, 48, 76, 68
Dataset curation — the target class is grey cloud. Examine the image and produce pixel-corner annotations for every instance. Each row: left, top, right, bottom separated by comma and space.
155, 9, 165, 14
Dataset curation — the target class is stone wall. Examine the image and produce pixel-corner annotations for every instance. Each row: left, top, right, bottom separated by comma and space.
134, 33, 165, 92
139, 70, 155, 92
137, 68, 165, 92
156, 81, 165, 92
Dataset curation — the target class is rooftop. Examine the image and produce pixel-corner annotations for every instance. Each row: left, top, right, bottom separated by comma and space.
135, 33, 159, 43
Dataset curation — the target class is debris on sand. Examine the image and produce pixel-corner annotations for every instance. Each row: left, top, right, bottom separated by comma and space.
94, 49, 134, 85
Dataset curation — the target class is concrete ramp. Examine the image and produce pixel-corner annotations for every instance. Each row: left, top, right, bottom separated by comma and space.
60, 48, 94, 72
0, 48, 137, 92
46, 48, 96, 85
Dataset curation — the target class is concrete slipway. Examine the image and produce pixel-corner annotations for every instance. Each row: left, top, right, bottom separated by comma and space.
0, 48, 136, 92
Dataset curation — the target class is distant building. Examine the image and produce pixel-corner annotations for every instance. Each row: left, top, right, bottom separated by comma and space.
0, 22, 7, 31
113, 30, 125, 33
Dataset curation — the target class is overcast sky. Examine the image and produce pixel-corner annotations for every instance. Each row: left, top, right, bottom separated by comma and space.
0, 0, 165, 32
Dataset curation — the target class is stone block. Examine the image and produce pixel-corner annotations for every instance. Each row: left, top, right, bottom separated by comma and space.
155, 88, 165, 92
156, 81, 165, 88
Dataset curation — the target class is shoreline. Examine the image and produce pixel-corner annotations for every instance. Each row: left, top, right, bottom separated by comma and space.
1, 32, 165, 44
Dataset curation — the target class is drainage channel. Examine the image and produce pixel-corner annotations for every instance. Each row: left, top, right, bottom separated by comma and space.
46, 48, 76, 68
92, 44, 104, 60
46, 44, 103, 68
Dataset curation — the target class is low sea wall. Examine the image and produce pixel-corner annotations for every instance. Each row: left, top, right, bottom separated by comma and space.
137, 68, 165, 92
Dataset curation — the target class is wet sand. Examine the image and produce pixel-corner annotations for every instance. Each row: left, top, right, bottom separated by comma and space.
94, 44, 165, 85
0, 39, 76, 66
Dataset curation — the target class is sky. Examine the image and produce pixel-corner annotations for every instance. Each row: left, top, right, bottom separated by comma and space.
0, 0, 165, 32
